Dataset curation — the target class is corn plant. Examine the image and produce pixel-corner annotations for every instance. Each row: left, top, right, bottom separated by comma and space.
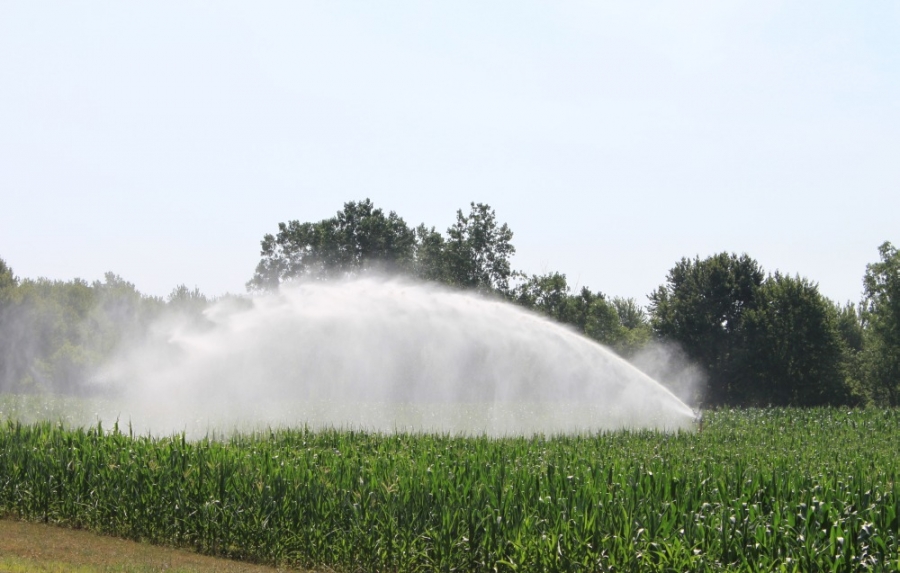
0, 408, 898, 572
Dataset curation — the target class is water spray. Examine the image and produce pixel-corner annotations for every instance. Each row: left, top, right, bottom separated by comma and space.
94, 277, 697, 437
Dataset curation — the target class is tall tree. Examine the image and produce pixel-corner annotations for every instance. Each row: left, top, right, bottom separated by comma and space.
741, 273, 849, 406
248, 199, 417, 290
0, 257, 19, 391
649, 253, 764, 405
860, 241, 900, 405
650, 253, 858, 406
412, 224, 448, 284
442, 203, 516, 294
249, 200, 520, 296
0, 257, 16, 295
833, 301, 867, 404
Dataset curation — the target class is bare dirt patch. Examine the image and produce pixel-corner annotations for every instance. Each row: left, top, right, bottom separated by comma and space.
0, 518, 306, 573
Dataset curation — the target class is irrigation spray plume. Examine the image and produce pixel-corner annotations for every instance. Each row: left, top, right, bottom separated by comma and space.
95, 277, 697, 437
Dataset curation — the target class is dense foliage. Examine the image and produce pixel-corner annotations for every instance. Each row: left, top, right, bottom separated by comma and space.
247, 200, 895, 407
247, 200, 517, 294
247, 200, 658, 356
0, 408, 898, 572
648, 253, 764, 405
0, 266, 204, 395
0, 199, 897, 407
648, 257, 861, 407
861, 242, 900, 405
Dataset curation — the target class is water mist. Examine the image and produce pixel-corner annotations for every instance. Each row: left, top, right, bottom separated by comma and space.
93, 278, 696, 437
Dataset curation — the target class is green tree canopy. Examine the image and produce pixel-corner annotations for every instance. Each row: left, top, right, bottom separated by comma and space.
650, 253, 857, 407
511, 272, 649, 355
649, 253, 764, 405
442, 203, 516, 293
0, 267, 168, 395
0, 257, 19, 390
249, 200, 517, 294
0, 257, 16, 294
861, 241, 900, 405
742, 273, 849, 406
248, 199, 417, 290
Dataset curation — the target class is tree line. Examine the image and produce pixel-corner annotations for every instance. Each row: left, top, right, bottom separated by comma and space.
1, 199, 897, 407
0, 267, 207, 395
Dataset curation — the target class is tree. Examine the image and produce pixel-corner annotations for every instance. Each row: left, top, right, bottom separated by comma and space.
167, 284, 209, 314
331, 199, 417, 273
649, 253, 765, 405
612, 297, 646, 330
832, 301, 867, 404
248, 199, 417, 290
0, 267, 169, 395
860, 241, 900, 405
0, 257, 16, 296
610, 297, 652, 356
511, 273, 646, 355
442, 203, 516, 293
412, 224, 448, 284
249, 200, 519, 297
741, 273, 849, 406
89, 273, 165, 365
650, 253, 858, 407
511, 272, 570, 321
580, 290, 631, 352
0, 257, 19, 391
9, 277, 98, 393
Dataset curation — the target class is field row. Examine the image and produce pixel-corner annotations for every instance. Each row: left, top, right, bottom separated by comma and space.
1, 409, 898, 572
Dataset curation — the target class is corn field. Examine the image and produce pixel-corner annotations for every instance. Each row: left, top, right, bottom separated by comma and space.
0, 409, 898, 572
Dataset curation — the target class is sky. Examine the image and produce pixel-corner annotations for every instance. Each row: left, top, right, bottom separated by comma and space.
1, 1, 898, 306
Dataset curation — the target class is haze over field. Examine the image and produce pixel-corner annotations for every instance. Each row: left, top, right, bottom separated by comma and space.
89, 278, 696, 436
1, 2, 898, 305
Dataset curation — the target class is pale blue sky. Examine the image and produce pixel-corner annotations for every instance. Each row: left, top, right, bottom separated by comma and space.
1, 2, 897, 305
